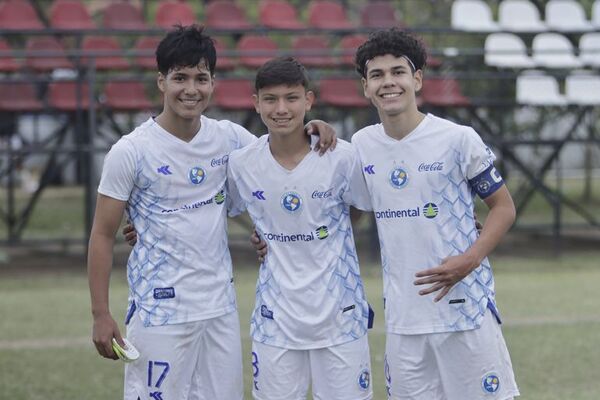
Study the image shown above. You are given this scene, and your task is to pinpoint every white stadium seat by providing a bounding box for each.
[498,0,547,32]
[592,0,600,28]
[579,33,600,67]
[485,33,535,68]
[545,0,594,32]
[565,71,600,105]
[516,70,566,105]
[451,0,499,32]
[532,33,582,68]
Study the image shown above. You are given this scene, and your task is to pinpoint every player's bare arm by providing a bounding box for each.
[413,185,515,302]
[250,230,267,262]
[88,194,128,359]
[305,119,337,154]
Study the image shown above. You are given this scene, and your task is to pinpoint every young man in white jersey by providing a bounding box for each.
[227,57,374,400]
[88,25,335,400]
[351,29,520,400]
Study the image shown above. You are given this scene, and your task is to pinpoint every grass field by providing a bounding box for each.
[1,251,599,400]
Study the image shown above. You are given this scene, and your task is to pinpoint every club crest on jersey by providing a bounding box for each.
[188,166,206,185]
[281,191,302,213]
[481,373,500,394]
[389,167,409,189]
[358,369,371,390]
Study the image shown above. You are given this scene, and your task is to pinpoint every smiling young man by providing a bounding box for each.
[350,29,520,400]
[227,57,374,400]
[87,25,336,400]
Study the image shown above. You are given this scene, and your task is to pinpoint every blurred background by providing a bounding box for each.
[0,0,599,399]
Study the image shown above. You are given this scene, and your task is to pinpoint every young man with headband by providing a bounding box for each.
[351,28,520,400]
[88,25,335,400]
[227,56,374,400]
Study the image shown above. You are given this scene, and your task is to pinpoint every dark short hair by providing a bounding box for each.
[355,28,427,78]
[156,24,216,76]
[255,57,310,92]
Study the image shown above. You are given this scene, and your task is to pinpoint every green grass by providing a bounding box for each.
[1,253,600,399]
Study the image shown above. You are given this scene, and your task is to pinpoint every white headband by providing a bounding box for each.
[365,55,416,73]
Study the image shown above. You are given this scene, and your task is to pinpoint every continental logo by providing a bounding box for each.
[374,203,439,220]
[263,225,329,243]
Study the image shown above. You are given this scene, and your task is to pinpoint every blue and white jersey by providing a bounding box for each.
[227,136,372,349]
[98,116,256,327]
[352,113,503,335]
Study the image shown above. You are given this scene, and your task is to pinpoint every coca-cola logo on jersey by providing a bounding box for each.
[418,162,444,172]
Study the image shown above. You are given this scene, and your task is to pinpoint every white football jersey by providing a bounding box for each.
[227,136,372,349]
[98,116,256,327]
[352,113,502,334]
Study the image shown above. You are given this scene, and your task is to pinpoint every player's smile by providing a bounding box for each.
[362,54,422,117]
[158,63,214,122]
[254,84,314,137]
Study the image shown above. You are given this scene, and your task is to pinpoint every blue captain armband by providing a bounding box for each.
[469,165,504,199]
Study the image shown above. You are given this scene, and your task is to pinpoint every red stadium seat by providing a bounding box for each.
[101,2,147,30]
[308,0,354,30]
[133,37,160,70]
[48,81,94,111]
[103,81,154,111]
[292,36,336,68]
[0,39,19,72]
[49,0,96,30]
[318,79,369,107]
[205,0,252,30]
[339,34,367,66]
[420,78,470,107]
[25,37,73,72]
[214,38,236,70]
[213,78,255,110]
[237,35,278,68]
[259,0,305,29]
[155,0,196,29]
[0,82,43,112]
[0,0,44,30]
[81,36,130,71]
[360,1,401,28]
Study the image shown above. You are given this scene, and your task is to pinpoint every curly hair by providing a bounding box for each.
[156,24,216,76]
[355,28,427,78]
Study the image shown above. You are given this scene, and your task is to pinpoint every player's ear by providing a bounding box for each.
[157,72,165,93]
[252,94,260,114]
[305,90,315,111]
[361,77,368,98]
[413,69,423,92]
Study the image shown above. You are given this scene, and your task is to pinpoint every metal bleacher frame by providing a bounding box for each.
[0,0,599,250]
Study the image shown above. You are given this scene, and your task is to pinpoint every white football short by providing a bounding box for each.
[252,334,373,400]
[385,310,519,400]
[123,310,243,400]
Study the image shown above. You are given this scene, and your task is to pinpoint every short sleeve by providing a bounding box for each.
[461,128,496,181]
[97,139,137,201]
[341,147,373,211]
[228,121,257,151]
[226,158,247,217]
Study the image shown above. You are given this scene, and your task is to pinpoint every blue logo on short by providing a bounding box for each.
[358,369,370,390]
[260,305,274,320]
[389,167,408,189]
[189,166,206,185]
[153,287,175,299]
[482,373,500,394]
[281,191,302,213]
